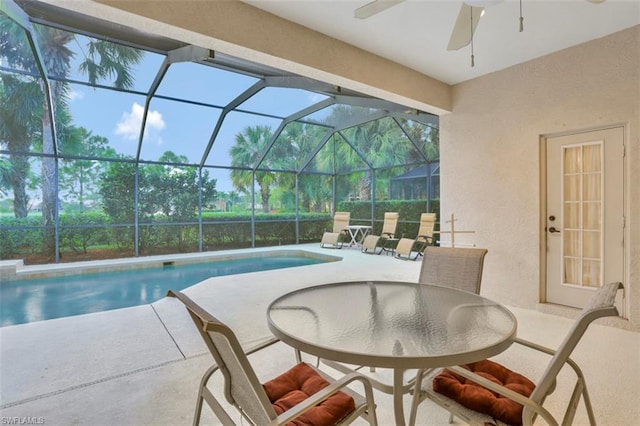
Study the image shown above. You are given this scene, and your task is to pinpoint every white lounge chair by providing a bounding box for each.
[361,212,399,254]
[321,211,350,248]
[394,213,437,260]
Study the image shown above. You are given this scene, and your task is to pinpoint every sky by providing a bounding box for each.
[64,34,330,192]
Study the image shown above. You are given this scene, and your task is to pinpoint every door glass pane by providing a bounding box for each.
[563,146,580,173]
[564,230,580,257]
[582,231,601,259]
[582,260,601,288]
[561,143,603,288]
[563,175,580,201]
[564,258,579,284]
[583,174,601,201]
[583,144,601,172]
[583,203,601,229]
[564,203,579,229]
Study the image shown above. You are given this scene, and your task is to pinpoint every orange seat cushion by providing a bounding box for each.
[433,360,535,425]
[263,362,355,425]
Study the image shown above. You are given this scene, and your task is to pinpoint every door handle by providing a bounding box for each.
[548,226,560,234]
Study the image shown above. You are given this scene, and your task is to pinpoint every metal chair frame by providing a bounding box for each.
[395,213,438,260]
[168,290,378,426]
[409,282,624,426]
[361,212,399,254]
[321,211,351,249]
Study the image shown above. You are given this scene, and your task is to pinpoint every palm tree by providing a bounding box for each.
[229,125,275,213]
[1,17,43,217]
[1,15,143,258]
[0,74,41,217]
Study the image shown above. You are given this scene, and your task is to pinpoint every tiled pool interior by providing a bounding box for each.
[0,250,339,326]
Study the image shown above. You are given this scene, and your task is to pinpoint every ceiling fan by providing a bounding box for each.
[354,0,607,53]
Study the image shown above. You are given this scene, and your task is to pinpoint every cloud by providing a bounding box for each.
[115,102,165,140]
[67,89,84,101]
[308,92,328,103]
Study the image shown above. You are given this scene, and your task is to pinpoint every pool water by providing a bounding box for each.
[0,255,328,327]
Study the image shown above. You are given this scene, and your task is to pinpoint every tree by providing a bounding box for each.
[312,108,437,202]
[271,122,331,212]
[229,125,275,213]
[1,16,143,258]
[402,119,439,163]
[99,152,217,251]
[0,64,42,217]
[144,151,216,221]
[98,160,138,224]
[58,128,115,212]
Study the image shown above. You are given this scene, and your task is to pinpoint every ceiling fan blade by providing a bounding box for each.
[354,0,405,19]
[447,3,485,51]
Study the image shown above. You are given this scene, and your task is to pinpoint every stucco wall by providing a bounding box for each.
[440,25,639,330]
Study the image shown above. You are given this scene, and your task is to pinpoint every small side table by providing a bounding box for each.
[345,225,372,248]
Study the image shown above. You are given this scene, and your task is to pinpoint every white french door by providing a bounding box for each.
[545,127,624,308]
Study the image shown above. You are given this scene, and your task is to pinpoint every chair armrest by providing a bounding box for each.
[275,372,376,425]
[513,337,557,355]
[513,337,583,380]
[244,336,280,357]
[447,365,559,426]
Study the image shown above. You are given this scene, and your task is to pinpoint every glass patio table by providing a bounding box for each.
[267,281,517,426]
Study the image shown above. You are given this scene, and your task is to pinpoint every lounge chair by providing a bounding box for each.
[394,213,437,260]
[167,289,379,426]
[409,282,624,426]
[320,211,350,248]
[361,212,399,254]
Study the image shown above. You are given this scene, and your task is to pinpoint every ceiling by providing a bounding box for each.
[243,0,640,85]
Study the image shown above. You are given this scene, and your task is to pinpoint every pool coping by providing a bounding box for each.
[0,247,343,282]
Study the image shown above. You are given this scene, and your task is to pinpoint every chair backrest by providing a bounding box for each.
[168,290,277,424]
[333,211,350,233]
[418,247,488,294]
[527,282,623,415]
[417,213,437,240]
[381,212,399,236]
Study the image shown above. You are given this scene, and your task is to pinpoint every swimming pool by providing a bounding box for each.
[0,252,336,327]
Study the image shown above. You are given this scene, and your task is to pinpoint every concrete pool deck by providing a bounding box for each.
[1,244,639,425]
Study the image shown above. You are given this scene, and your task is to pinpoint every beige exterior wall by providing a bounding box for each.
[440,26,639,330]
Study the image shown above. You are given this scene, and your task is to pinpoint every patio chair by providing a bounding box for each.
[321,211,350,249]
[409,282,624,426]
[167,290,378,426]
[361,212,399,254]
[394,213,437,260]
[417,246,488,293]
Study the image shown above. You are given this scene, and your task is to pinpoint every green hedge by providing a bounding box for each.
[0,203,438,261]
